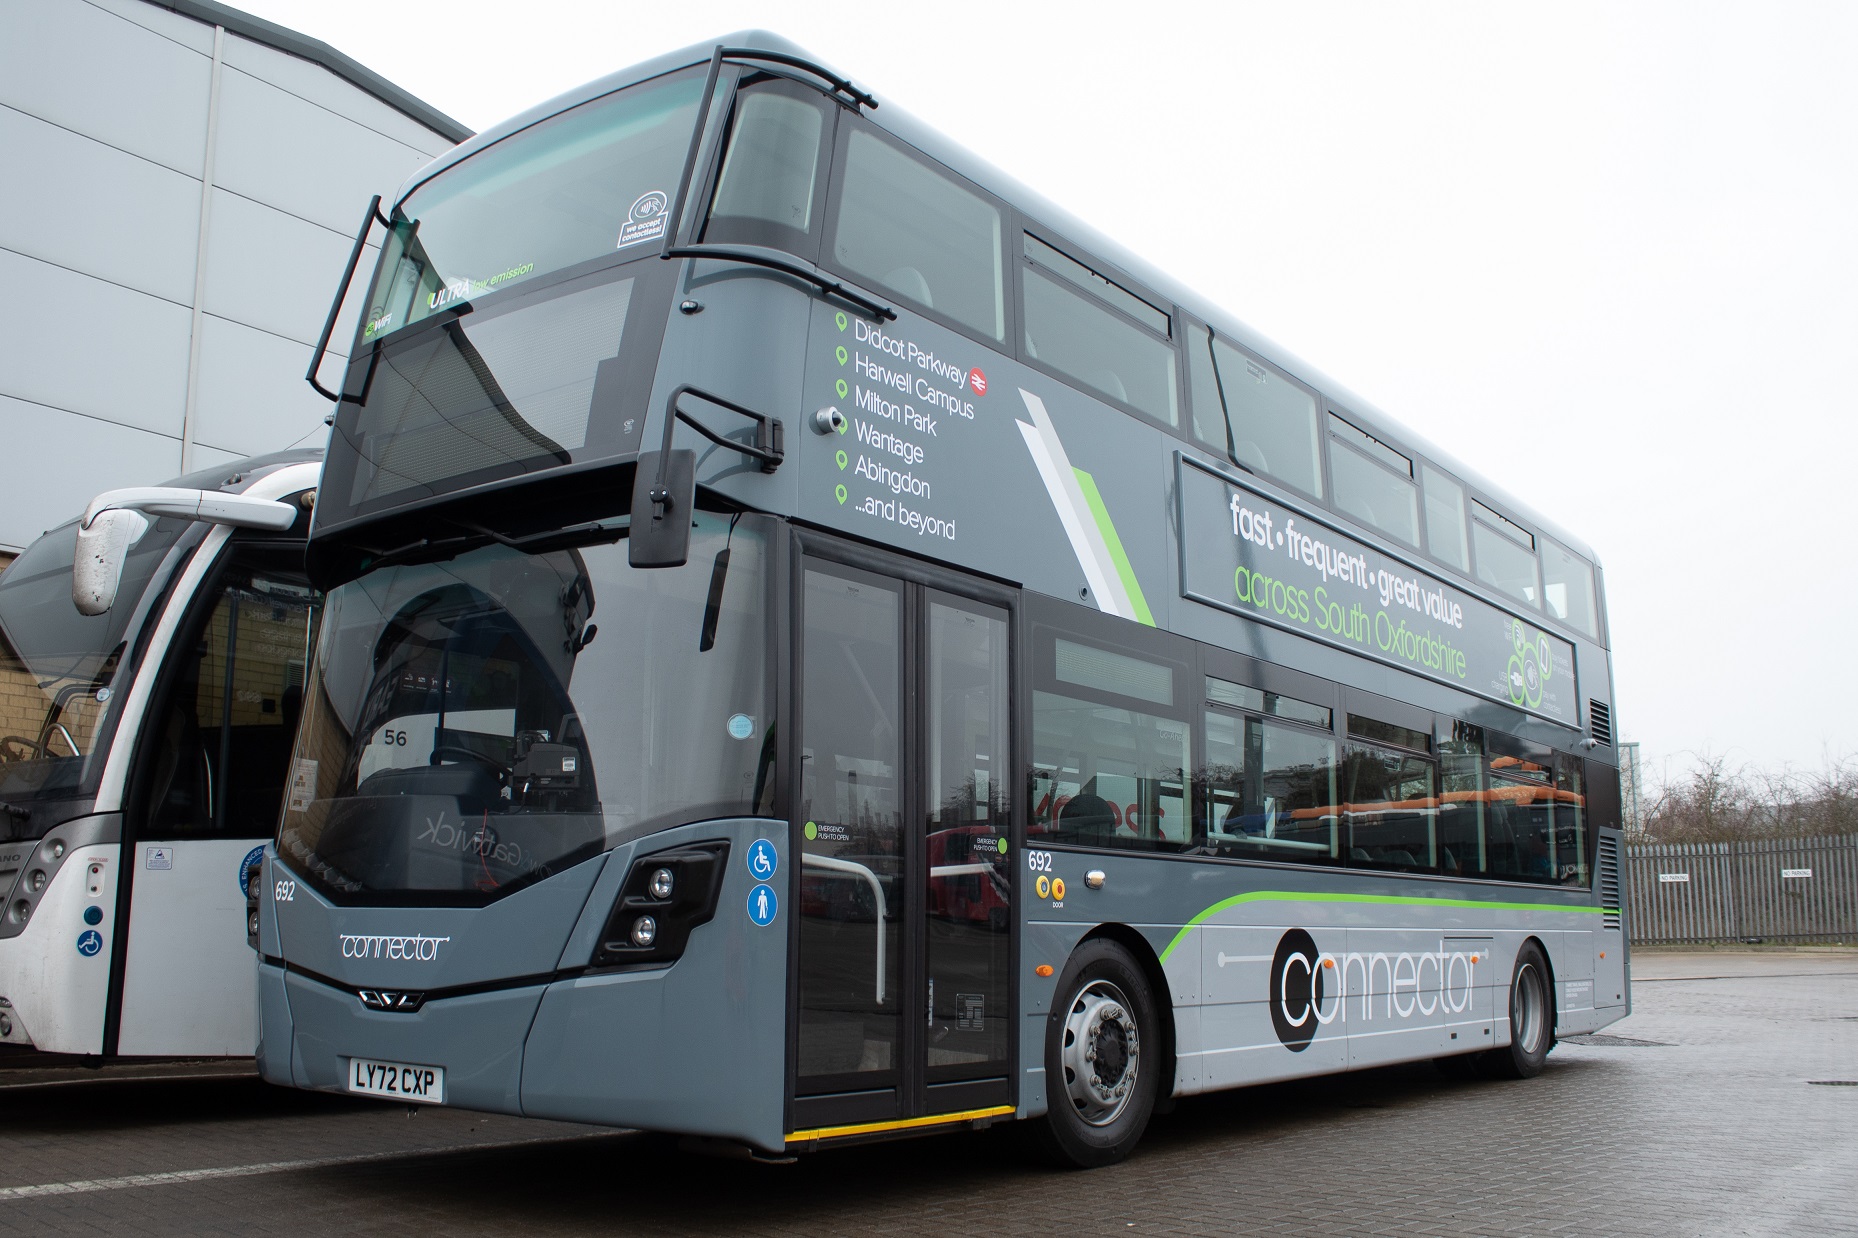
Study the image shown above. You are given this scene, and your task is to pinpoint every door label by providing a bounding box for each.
[145,846,173,871]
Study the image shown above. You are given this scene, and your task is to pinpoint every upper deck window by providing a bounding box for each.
[1024,236,1170,336]
[1185,324,1228,452]
[1022,236,1177,425]
[1471,500,1540,608]
[1207,339,1323,498]
[1421,464,1470,572]
[1328,414,1418,548]
[1541,538,1598,639]
[828,129,1004,340]
[704,82,830,252]
[363,70,704,341]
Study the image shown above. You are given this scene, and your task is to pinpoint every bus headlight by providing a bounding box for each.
[592,841,728,970]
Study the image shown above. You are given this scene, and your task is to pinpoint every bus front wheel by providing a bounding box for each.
[1482,940,1553,1079]
[1030,938,1160,1168]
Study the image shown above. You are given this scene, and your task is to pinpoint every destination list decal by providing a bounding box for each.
[811,308,986,545]
[1178,456,1576,725]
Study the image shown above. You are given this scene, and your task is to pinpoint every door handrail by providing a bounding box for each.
[801,852,887,1002]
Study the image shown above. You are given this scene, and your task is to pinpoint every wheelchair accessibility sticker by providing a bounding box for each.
[76,929,103,957]
[746,839,778,882]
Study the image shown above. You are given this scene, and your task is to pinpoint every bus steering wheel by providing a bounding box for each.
[1,736,45,762]
[428,744,510,778]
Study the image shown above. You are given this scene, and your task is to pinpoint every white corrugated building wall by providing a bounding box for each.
[0,0,469,569]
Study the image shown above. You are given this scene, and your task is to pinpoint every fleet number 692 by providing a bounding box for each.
[1026,850,1054,873]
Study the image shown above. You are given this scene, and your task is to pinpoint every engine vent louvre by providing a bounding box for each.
[1599,834,1621,931]
[1589,699,1613,747]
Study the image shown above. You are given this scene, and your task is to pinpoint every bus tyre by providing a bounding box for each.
[1031,938,1160,1169]
[1482,941,1553,1079]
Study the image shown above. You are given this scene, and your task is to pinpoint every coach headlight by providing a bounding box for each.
[592,842,728,970]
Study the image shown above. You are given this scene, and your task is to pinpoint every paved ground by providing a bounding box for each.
[0,949,1852,1236]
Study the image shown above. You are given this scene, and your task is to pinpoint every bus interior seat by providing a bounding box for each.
[1350,847,1371,861]
[1090,370,1129,404]
[884,266,933,308]
[1058,792,1118,844]
[1235,440,1271,473]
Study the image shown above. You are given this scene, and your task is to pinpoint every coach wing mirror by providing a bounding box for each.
[630,449,696,569]
[73,487,298,615]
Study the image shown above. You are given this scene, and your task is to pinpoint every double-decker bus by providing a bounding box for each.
[256,33,1628,1166]
[0,452,320,1058]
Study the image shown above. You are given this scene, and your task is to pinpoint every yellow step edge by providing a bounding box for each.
[786,1104,1017,1143]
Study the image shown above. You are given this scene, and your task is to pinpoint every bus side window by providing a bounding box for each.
[703,80,831,256]
[1208,338,1324,500]
[827,127,1005,342]
[1020,235,1178,427]
[1202,706,1340,864]
[1483,730,1558,883]
[1328,413,1420,549]
[143,561,319,839]
[1030,633,1192,853]
[1185,322,1229,455]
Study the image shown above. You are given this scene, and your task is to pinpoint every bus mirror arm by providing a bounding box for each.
[73,488,297,615]
[306,194,391,403]
[631,386,782,569]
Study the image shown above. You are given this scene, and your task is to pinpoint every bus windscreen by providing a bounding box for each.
[359,69,705,343]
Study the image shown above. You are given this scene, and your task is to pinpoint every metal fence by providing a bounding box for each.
[1626,835,1858,945]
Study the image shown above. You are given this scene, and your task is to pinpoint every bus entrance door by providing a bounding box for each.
[790,555,1015,1138]
[114,550,317,1056]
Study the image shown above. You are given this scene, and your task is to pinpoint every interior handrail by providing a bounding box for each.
[800,852,887,1002]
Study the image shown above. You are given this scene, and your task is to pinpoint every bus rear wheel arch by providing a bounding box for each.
[1482,937,1555,1079]
[1029,935,1163,1168]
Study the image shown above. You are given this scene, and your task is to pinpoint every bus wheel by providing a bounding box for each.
[1032,938,1159,1168]
[1481,941,1553,1079]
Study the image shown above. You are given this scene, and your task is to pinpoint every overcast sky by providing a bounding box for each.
[235,0,1857,780]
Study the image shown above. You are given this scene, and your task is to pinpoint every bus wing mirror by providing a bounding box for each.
[73,508,149,616]
[629,450,695,569]
[73,487,299,615]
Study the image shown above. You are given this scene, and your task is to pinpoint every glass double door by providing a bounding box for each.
[791,555,1014,1130]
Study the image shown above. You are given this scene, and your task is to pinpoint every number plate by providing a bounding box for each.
[347,1056,444,1104]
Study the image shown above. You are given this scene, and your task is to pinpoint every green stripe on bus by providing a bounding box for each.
[1156,890,1605,963]
[1073,466,1155,626]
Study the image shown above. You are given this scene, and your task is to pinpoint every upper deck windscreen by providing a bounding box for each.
[359,69,704,343]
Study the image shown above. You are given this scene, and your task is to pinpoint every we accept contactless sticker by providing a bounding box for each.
[617,191,670,249]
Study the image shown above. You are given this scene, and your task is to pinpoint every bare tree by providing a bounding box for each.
[1644,751,1858,843]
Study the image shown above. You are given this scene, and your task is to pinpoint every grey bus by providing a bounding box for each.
[256,33,1627,1167]
[1,451,319,1058]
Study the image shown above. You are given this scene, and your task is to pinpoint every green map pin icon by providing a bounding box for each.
[835,449,848,470]
[835,484,848,505]
[835,378,848,399]
[835,312,848,332]
[835,345,848,366]
[836,415,849,435]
